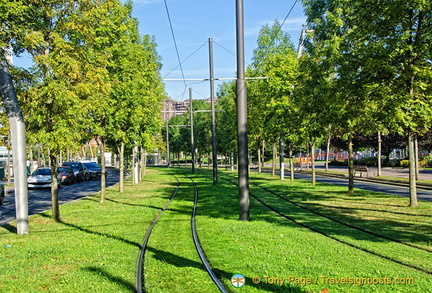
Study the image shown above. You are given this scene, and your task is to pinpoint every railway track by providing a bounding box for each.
[221,175,432,276]
[135,174,228,293]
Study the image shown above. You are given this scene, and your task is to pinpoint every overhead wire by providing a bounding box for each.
[253,0,299,65]
[213,41,236,57]
[163,41,208,79]
[163,0,187,91]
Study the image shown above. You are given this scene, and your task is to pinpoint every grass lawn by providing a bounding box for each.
[1,167,431,292]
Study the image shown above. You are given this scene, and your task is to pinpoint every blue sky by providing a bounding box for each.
[15,0,307,102]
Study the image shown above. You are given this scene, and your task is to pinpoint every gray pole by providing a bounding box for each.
[0,58,29,234]
[189,88,195,174]
[166,111,170,168]
[236,0,250,221]
[209,38,218,184]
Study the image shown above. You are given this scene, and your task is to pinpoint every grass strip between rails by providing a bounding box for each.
[1,167,431,293]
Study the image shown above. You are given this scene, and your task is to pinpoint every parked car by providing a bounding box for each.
[0,183,4,205]
[58,166,76,185]
[27,167,61,189]
[82,162,102,178]
[62,162,90,181]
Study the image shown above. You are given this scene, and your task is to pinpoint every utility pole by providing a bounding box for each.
[209,38,218,184]
[0,51,29,234]
[236,0,250,221]
[165,111,170,168]
[189,88,195,174]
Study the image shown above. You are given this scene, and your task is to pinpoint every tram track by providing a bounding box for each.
[221,175,432,276]
[135,174,228,293]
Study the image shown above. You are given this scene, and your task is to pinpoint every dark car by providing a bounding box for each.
[58,166,76,185]
[82,162,102,178]
[0,183,4,205]
[62,162,90,181]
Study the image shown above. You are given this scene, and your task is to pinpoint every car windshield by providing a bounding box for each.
[63,162,79,168]
[32,169,51,176]
[83,163,100,168]
[58,167,69,173]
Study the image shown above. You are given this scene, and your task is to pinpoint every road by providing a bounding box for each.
[0,168,119,226]
[290,171,432,202]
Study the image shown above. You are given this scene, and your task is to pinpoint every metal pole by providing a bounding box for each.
[166,111,170,168]
[209,38,218,184]
[236,0,250,221]
[0,58,28,234]
[189,88,195,173]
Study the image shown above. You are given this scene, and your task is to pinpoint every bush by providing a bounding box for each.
[356,157,378,167]
[399,160,410,168]
[420,155,432,168]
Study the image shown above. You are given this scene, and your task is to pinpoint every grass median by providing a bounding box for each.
[1,167,431,292]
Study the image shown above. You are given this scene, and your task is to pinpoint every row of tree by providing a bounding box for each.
[167,0,431,207]
[1,0,165,224]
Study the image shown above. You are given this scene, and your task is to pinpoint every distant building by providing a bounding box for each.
[162,96,218,122]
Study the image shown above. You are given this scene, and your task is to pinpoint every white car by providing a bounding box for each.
[27,167,61,189]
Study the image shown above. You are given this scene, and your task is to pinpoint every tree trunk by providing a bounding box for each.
[258,147,261,173]
[408,134,418,207]
[325,132,331,172]
[311,140,316,186]
[100,138,106,202]
[377,131,382,177]
[348,136,355,195]
[272,143,276,177]
[50,152,60,221]
[415,137,419,181]
[132,144,138,185]
[118,142,124,193]
[289,145,294,181]
[141,147,147,180]
[280,133,285,180]
[0,59,29,234]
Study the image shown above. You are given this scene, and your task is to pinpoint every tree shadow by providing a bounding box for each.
[82,266,135,292]
[0,223,16,233]
[39,212,141,248]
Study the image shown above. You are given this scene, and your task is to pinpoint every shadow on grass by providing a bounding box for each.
[39,213,141,248]
[170,168,432,249]
[0,223,16,233]
[146,246,300,292]
[83,266,135,291]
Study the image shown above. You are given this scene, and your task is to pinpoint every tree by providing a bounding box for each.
[249,21,299,179]
[348,0,432,206]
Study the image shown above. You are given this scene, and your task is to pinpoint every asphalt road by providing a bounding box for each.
[290,172,432,202]
[0,168,119,226]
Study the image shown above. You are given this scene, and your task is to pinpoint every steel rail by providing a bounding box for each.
[135,175,180,293]
[189,176,228,293]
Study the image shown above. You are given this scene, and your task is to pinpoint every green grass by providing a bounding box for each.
[0,170,177,292]
[193,169,432,292]
[1,167,431,292]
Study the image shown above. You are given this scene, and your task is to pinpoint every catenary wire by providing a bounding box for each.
[163,41,208,79]
[163,0,187,89]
